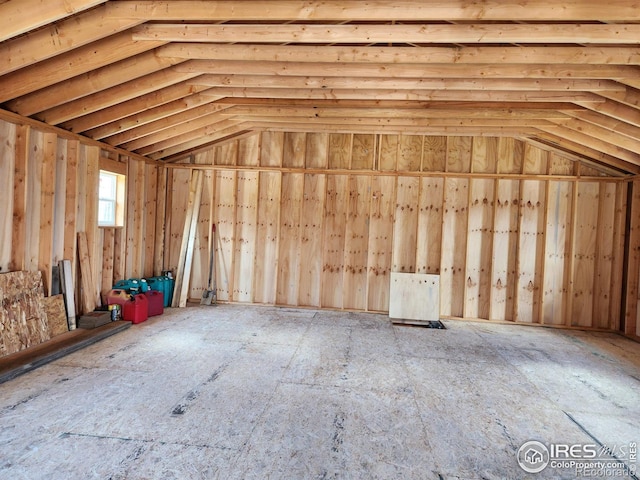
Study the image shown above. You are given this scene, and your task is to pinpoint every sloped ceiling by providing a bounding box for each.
[0,0,639,173]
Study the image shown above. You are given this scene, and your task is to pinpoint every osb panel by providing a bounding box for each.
[44,294,68,337]
[0,271,50,357]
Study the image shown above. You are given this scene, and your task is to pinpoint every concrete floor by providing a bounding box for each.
[1,305,639,480]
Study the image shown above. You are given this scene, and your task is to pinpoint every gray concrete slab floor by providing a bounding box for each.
[1,305,639,479]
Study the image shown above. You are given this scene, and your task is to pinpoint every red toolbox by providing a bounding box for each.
[143,290,164,317]
[123,294,148,324]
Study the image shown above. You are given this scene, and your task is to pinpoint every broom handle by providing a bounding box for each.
[207,224,216,290]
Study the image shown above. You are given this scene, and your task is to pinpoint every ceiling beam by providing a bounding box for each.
[108,1,640,22]
[89,92,225,142]
[233,116,556,128]
[151,125,255,161]
[533,131,640,173]
[190,74,624,92]
[521,137,633,177]
[174,60,640,80]
[548,118,640,155]
[563,110,640,142]
[575,98,640,128]
[200,87,604,103]
[0,0,106,42]
[219,105,574,119]
[62,83,210,134]
[0,35,166,103]
[138,119,247,156]
[0,7,144,75]
[538,125,640,164]
[7,50,184,116]
[37,70,199,125]
[252,123,533,137]
[123,111,234,152]
[136,24,640,46]
[111,103,235,148]
[158,43,640,66]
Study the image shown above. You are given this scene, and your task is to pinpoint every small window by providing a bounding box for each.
[98,170,125,227]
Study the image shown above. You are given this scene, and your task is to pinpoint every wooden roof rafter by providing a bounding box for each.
[0,0,637,174]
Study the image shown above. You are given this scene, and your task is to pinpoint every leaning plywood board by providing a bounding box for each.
[77,232,96,315]
[0,271,50,357]
[43,294,68,338]
[389,272,440,324]
[0,121,16,272]
[58,259,76,330]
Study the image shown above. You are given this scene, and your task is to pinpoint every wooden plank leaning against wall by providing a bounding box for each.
[164,131,636,336]
[0,117,162,316]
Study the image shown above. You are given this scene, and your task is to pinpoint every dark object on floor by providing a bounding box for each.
[393,319,447,329]
[0,321,131,384]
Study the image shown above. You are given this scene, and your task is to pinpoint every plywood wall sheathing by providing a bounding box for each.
[440,178,469,317]
[541,181,573,325]
[253,171,281,304]
[298,174,326,307]
[163,131,631,333]
[367,175,395,312]
[464,178,494,320]
[213,170,237,302]
[276,173,303,305]
[343,175,371,310]
[490,179,520,321]
[321,175,348,309]
[233,171,259,302]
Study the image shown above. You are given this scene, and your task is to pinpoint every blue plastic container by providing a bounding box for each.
[146,276,169,307]
[114,278,150,294]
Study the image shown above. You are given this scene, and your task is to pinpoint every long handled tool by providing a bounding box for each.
[201,223,217,305]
